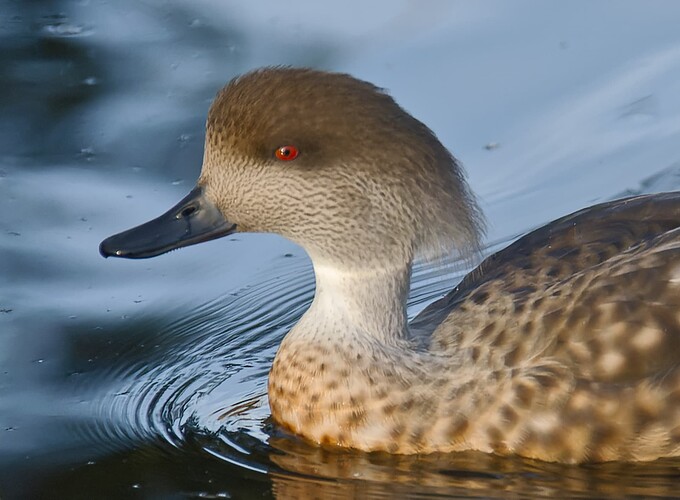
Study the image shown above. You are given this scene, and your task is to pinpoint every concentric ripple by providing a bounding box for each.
[82,255,313,457]
[72,248,680,497]
[76,251,482,461]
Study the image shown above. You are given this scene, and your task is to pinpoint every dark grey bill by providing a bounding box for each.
[99,186,236,259]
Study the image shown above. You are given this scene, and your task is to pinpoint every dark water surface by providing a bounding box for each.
[3,1,680,498]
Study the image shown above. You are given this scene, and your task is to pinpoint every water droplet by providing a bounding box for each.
[78,147,96,161]
[41,16,93,37]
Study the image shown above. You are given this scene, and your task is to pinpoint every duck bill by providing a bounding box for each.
[99,186,236,259]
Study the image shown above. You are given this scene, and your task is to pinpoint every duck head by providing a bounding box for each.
[100,67,484,267]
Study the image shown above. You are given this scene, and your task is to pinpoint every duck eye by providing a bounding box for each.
[275,145,299,161]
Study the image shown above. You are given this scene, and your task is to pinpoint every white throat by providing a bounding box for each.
[289,260,412,345]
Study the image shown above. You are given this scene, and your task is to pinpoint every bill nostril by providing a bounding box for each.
[179,205,197,218]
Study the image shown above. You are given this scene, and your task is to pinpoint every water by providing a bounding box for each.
[2,1,680,498]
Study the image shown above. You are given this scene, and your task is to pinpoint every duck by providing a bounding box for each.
[100,67,680,464]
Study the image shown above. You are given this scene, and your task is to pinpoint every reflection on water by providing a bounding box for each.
[3,0,680,498]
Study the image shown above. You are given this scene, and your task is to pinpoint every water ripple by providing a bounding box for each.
[74,251,478,466]
[70,249,680,497]
[78,257,310,456]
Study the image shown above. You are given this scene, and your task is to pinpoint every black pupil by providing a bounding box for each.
[281,148,290,156]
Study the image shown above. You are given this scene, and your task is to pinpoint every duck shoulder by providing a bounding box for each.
[417,192,680,375]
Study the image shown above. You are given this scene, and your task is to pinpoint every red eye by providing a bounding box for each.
[275,145,299,161]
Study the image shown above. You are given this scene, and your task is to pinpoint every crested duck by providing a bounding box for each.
[100,67,680,463]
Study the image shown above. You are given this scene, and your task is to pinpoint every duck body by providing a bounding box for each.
[100,67,680,463]
[270,192,680,462]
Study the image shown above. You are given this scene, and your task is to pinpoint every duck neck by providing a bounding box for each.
[293,259,412,345]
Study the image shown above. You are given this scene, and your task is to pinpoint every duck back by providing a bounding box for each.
[417,192,680,461]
